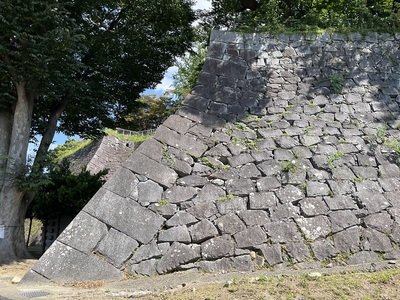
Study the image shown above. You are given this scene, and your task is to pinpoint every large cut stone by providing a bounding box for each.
[57,211,108,253]
[164,186,198,203]
[238,210,270,226]
[103,167,139,198]
[166,211,198,227]
[201,235,235,259]
[31,241,122,283]
[311,240,337,260]
[216,213,246,234]
[286,241,311,262]
[154,125,207,157]
[197,258,232,273]
[329,210,359,233]
[84,189,165,244]
[258,244,283,266]
[275,185,304,204]
[130,259,158,276]
[125,152,178,188]
[265,221,302,243]
[363,228,393,252]
[137,180,163,205]
[216,196,248,214]
[333,226,361,253]
[96,228,139,267]
[156,242,201,274]
[130,242,162,264]
[355,190,390,213]
[234,226,267,248]
[189,219,219,242]
[295,216,331,241]
[158,226,191,243]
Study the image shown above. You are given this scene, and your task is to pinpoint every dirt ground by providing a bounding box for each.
[1,259,400,299]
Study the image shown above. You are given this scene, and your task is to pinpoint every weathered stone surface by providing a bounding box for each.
[84,189,165,244]
[239,210,270,226]
[275,185,304,203]
[311,240,337,260]
[226,178,255,195]
[296,216,331,241]
[299,197,329,216]
[286,241,311,262]
[130,259,158,276]
[234,226,268,248]
[306,182,331,197]
[324,195,357,210]
[58,211,108,253]
[158,226,191,243]
[346,251,379,265]
[187,201,218,219]
[137,180,163,205]
[256,177,281,191]
[265,221,302,243]
[201,235,235,259]
[195,184,226,202]
[270,203,300,221]
[130,242,162,264]
[216,213,246,234]
[125,152,178,188]
[32,241,122,283]
[364,212,394,234]
[232,255,254,271]
[177,175,208,187]
[166,211,198,227]
[355,190,390,213]
[189,219,219,242]
[156,242,201,274]
[258,244,283,266]
[197,258,232,273]
[103,167,139,198]
[249,192,277,209]
[164,186,198,203]
[96,228,139,267]
[329,210,359,233]
[363,228,393,252]
[333,226,361,253]
[216,196,248,214]
[149,202,177,217]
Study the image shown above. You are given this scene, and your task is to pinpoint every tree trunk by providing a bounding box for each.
[0,82,34,262]
[0,109,12,192]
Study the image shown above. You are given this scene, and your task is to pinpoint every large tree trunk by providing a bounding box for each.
[0,82,35,262]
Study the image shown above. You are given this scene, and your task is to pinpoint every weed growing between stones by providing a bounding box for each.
[281,159,298,173]
[157,199,169,206]
[327,151,345,170]
[218,194,236,202]
[328,73,345,93]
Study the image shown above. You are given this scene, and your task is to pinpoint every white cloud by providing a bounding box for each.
[144,66,178,96]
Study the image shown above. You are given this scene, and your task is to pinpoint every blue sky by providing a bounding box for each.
[28,1,212,155]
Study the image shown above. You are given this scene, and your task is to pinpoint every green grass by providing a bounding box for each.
[104,128,153,142]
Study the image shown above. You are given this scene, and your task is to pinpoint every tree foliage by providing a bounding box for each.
[29,161,107,221]
[123,94,179,131]
[207,0,400,32]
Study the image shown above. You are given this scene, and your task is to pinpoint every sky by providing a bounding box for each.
[28,0,212,156]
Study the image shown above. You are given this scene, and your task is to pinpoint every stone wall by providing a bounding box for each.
[23,30,400,284]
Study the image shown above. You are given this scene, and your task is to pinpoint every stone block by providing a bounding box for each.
[333,226,361,253]
[130,259,158,276]
[130,242,162,264]
[299,197,329,216]
[234,226,267,248]
[156,242,201,274]
[137,180,163,205]
[164,186,198,203]
[363,228,393,252]
[57,211,108,253]
[125,151,178,188]
[238,163,261,179]
[364,212,394,234]
[216,196,248,215]
[31,241,122,283]
[265,221,302,243]
[163,114,193,134]
[154,125,207,158]
[149,202,177,218]
[96,228,139,267]
[166,211,198,227]
[216,213,246,234]
[238,210,270,226]
[84,189,165,244]
[187,201,218,219]
[346,251,379,265]
[197,258,232,273]
[103,167,139,198]
[258,244,283,266]
[355,190,390,213]
[256,177,281,191]
[286,241,311,263]
[227,153,254,167]
[295,216,331,241]
[329,210,359,233]
[232,255,254,271]
[177,175,208,187]
[311,240,337,260]
[158,225,191,243]
[189,219,219,243]
[270,203,300,221]
[249,192,278,209]
[275,185,304,204]
[201,235,235,259]
[306,182,331,197]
